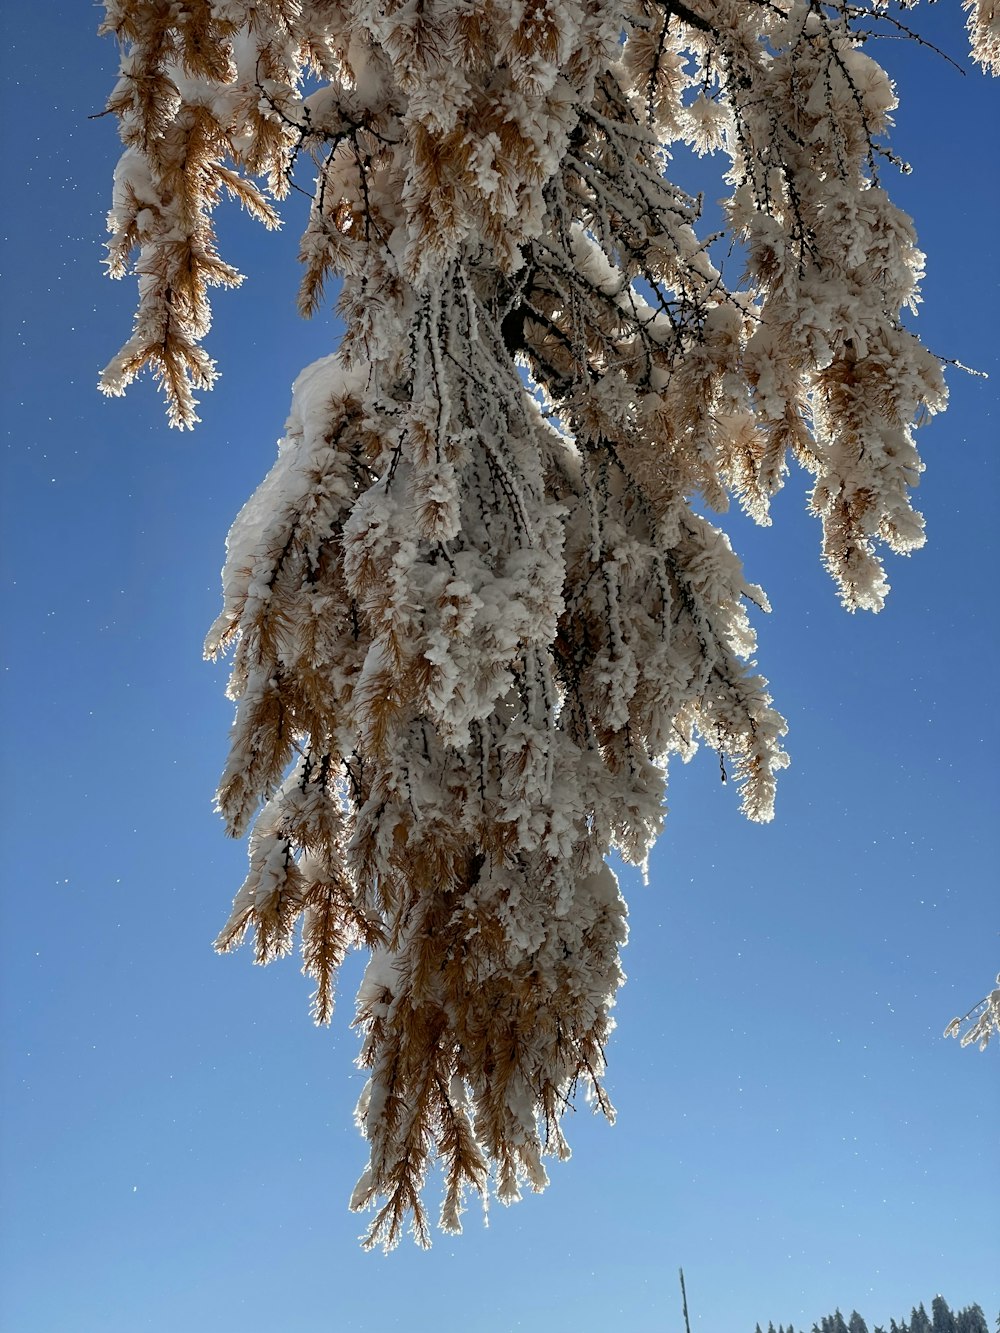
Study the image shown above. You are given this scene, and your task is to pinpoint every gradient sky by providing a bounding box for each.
[1,5,997,1332]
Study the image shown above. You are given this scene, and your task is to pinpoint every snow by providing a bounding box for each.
[101,0,965,1250]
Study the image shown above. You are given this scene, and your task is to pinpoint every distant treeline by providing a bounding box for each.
[755,1296,995,1333]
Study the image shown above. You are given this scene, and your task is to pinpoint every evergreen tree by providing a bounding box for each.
[933,1297,957,1333]
[768,1301,992,1333]
[955,1305,989,1333]
[99,0,999,1245]
[912,1304,933,1333]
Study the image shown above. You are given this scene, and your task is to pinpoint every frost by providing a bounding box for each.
[98,0,993,1251]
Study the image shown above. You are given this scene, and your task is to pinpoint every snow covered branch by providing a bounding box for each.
[100,0,997,1248]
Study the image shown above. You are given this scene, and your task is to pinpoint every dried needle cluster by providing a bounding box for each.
[100,1,996,1247]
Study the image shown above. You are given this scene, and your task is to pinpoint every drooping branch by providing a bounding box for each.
[945,976,1000,1052]
[99,1,997,1249]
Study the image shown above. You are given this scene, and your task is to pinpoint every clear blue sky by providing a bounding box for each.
[1,6,997,1332]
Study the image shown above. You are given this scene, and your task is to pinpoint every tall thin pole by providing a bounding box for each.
[680,1268,692,1333]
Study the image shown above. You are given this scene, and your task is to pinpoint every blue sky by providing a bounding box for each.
[1,6,997,1332]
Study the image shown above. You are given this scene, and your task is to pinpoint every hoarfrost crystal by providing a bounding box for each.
[99,0,997,1249]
